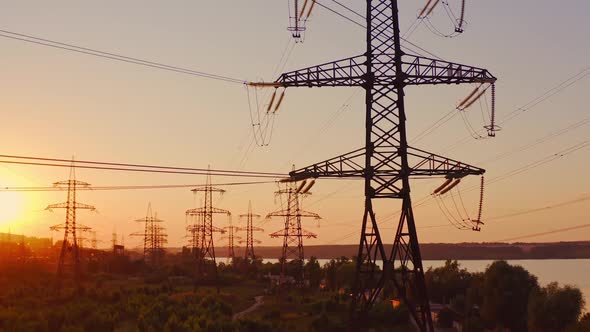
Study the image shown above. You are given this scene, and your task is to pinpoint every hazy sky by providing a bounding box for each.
[0,0,589,249]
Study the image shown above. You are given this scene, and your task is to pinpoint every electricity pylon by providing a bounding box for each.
[186,210,203,259]
[238,201,264,262]
[46,163,95,286]
[221,222,241,263]
[252,1,496,329]
[267,180,321,286]
[131,203,167,266]
[185,174,230,289]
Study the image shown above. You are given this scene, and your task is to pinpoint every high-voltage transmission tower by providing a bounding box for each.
[221,222,241,263]
[131,203,167,266]
[267,180,320,286]
[185,174,230,288]
[186,210,203,259]
[46,164,95,286]
[238,201,264,262]
[254,0,496,329]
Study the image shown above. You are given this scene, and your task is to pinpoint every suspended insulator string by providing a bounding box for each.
[418,0,434,18]
[0,29,244,84]
[456,0,466,32]
[475,176,485,224]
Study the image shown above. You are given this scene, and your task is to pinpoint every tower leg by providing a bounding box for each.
[390,196,434,331]
[350,199,388,326]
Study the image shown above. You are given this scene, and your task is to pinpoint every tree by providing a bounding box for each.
[305,257,322,288]
[480,260,539,331]
[425,260,472,305]
[528,282,585,332]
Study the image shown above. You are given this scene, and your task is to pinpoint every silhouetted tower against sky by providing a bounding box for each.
[46,164,95,286]
[131,203,167,266]
[186,174,230,287]
[221,221,241,263]
[186,210,203,259]
[252,1,497,329]
[267,180,320,286]
[238,201,264,262]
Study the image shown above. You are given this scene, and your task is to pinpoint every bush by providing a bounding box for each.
[437,307,454,328]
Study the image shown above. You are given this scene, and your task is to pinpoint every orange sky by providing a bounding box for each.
[0,0,589,249]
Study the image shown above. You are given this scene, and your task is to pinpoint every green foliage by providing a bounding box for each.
[528,282,585,332]
[236,317,276,332]
[425,260,473,305]
[367,301,409,326]
[479,260,539,331]
[437,307,454,328]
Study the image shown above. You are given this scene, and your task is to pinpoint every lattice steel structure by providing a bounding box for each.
[186,209,204,259]
[256,0,496,329]
[131,203,167,266]
[267,181,321,286]
[46,164,95,286]
[221,223,241,263]
[185,174,229,288]
[238,201,264,262]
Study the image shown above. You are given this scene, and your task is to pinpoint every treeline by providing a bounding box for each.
[425,260,590,331]
[216,241,590,260]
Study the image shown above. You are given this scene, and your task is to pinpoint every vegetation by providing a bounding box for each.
[0,252,588,331]
[425,260,588,331]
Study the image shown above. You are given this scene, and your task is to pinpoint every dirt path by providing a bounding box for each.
[232,295,264,321]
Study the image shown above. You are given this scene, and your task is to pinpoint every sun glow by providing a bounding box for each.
[0,169,30,230]
[0,192,25,228]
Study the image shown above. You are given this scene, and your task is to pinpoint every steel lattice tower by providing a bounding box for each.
[46,164,95,286]
[238,201,264,262]
[131,203,167,266]
[185,174,230,288]
[221,222,241,263]
[253,0,496,328]
[267,181,321,286]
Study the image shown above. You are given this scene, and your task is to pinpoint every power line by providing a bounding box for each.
[0,29,245,84]
[0,154,284,177]
[496,223,590,243]
[441,66,590,153]
[0,155,286,179]
[0,180,275,192]
[314,0,442,59]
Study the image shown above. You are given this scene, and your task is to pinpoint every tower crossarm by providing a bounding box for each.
[269,229,317,239]
[46,202,96,211]
[407,146,485,177]
[402,54,496,85]
[252,54,495,88]
[251,55,367,88]
[289,145,484,181]
[297,210,322,219]
[185,207,231,215]
[236,226,264,232]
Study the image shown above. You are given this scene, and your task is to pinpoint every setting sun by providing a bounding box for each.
[0,192,25,228]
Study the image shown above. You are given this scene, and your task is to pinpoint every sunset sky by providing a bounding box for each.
[0,0,589,249]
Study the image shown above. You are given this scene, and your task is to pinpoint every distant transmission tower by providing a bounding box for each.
[221,221,241,263]
[186,210,203,259]
[131,203,167,266]
[46,163,96,286]
[185,173,230,289]
[238,201,264,262]
[267,180,320,286]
